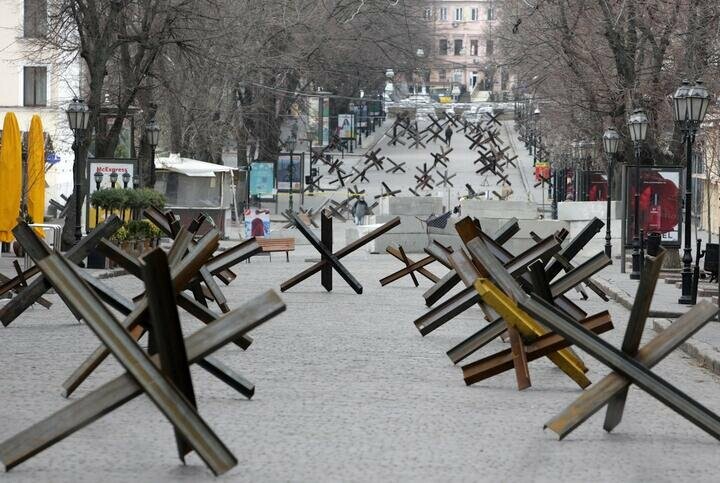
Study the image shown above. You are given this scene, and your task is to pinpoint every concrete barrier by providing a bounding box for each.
[379,196,444,216]
[461,199,537,220]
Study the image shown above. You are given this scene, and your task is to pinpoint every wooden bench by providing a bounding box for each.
[253,237,295,262]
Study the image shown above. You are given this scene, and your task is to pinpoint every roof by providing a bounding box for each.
[155,153,235,177]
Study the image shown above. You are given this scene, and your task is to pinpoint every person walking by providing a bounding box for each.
[353,197,368,225]
[445,125,453,145]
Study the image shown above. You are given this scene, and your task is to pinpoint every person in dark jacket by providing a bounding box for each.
[353,197,368,225]
[445,125,453,145]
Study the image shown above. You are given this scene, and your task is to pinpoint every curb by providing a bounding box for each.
[591,276,685,318]
[652,318,720,376]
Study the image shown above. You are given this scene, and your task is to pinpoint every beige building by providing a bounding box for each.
[421,1,511,101]
[699,112,720,239]
[0,0,80,205]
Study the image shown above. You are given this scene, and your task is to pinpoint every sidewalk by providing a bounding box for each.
[592,257,720,376]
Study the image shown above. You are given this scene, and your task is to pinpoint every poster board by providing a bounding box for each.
[277,152,304,192]
[249,161,275,200]
[338,114,354,139]
[584,170,608,201]
[86,158,136,229]
[624,165,682,248]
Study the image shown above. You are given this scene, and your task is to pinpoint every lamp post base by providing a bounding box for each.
[630,241,641,280]
[678,270,694,305]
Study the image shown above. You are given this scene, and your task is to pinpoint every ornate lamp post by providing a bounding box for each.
[109,171,118,188]
[122,171,131,189]
[286,136,297,212]
[66,98,91,243]
[144,119,160,189]
[627,108,649,280]
[602,127,621,257]
[673,79,711,304]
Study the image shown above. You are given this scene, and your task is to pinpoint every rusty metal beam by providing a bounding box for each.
[462,312,612,386]
[546,301,719,439]
[32,254,237,475]
[280,216,400,292]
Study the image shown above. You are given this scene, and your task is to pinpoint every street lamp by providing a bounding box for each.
[66,98,91,243]
[627,108,649,280]
[673,79,711,304]
[578,140,595,200]
[286,136,297,212]
[109,171,118,188]
[602,127,621,258]
[122,171,131,189]
[145,119,160,189]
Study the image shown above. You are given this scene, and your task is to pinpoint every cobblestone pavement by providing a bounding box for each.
[2,244,720,482]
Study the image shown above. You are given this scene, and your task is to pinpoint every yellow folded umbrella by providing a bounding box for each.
[27,114,45,237]
[0,112,22,242]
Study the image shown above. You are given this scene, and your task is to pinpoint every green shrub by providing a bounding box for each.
[89,187,164,212]
[110,226,128,243]
[124,219,162,240]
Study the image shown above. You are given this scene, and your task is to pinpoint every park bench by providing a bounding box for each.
[254,237,295,262]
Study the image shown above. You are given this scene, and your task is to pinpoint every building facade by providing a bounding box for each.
[0,0,80,207]
[421,1,511,101]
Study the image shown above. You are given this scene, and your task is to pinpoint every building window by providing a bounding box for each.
[424,7,432,20]
[470,39,478,56]
[439,39,448,55]
[24,0,47,38]
[23,66,47,107]
[471,8,479,21]
[454,39,463,56]
[439,7,447,20]
[454,8,463,21]
[486,39,494,55]
[439,69,446,81]
[487,7,496,21]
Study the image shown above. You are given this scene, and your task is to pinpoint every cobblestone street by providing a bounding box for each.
[2,242,720,482]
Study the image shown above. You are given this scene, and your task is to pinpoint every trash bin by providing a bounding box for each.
[646,232,662,257]
[704,243,718,280]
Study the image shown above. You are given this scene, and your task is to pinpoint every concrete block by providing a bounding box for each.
[558,201,622,221]
[368,214,426,234]
[379,196,443,216]
[461,199,537,220]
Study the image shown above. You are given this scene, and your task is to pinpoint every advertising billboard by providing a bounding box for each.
[249,162,275,200]
[277,153,303,191]
[338,114,354,139]
[86,158,136,228]
[625,166,682,247]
